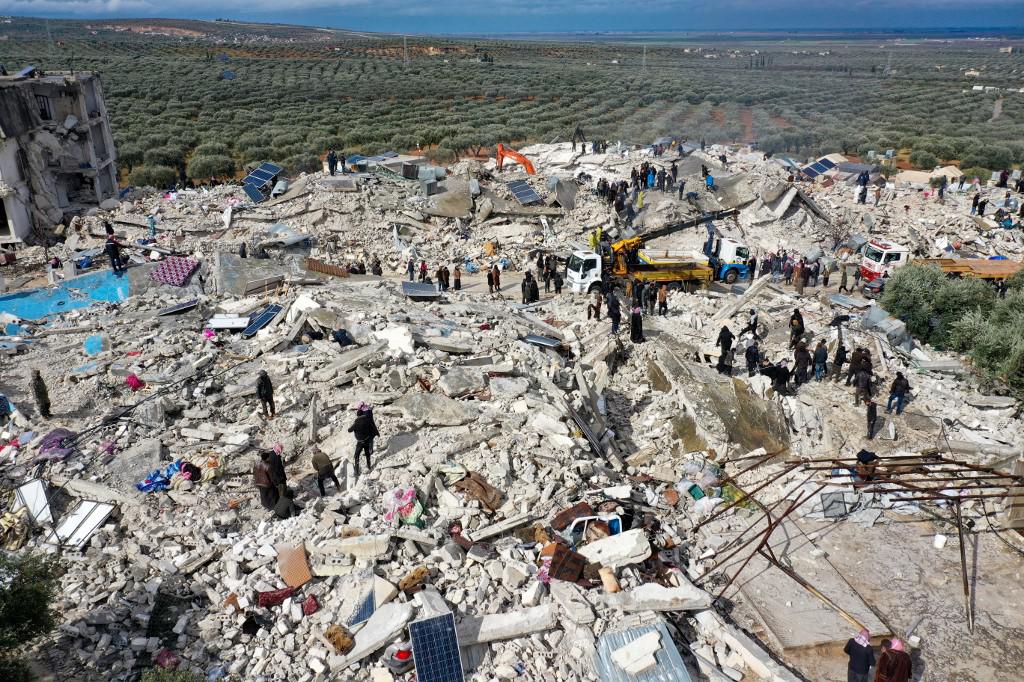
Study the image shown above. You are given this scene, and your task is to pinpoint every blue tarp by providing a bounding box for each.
[0,270,129,322]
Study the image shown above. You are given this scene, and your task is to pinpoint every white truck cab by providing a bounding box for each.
[567,250,603,294]
[860,239,910,282]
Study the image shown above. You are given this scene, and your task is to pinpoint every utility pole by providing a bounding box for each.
[642,44,647,76]
[404,36,409,67]
[45,19,54,67]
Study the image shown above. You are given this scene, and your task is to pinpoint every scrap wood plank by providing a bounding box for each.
[306,257,350,278]
[244,275,285,296]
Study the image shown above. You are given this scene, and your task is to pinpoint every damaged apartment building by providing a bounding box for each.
[0,67,118,245]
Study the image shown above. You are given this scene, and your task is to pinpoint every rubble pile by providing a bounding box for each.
[1,140,1022,682]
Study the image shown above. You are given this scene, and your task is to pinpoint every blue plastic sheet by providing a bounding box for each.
[136,460,184,493]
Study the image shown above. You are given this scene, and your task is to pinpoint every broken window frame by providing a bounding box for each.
[35,94,53,121]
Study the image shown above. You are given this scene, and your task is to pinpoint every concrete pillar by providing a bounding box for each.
[1002,458,1024,530]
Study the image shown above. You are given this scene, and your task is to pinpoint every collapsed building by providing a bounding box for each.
[0,68,118,246]
[0,136,1023,681]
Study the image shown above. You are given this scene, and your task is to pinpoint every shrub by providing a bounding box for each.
[908,149,938,170]
[130,165,178,188]
[0,553,63,680]
[193,142,231,157]
[879,264,945,341]
[186,154,235,180]
[143,146,184,168]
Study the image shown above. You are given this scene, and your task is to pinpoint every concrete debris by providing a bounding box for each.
[1,135,1021,682]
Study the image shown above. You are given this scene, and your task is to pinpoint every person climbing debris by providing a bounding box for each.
[312,450,341,497]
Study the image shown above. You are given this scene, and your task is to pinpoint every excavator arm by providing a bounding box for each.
[495,143,536,175]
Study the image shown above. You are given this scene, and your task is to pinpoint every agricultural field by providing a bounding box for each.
[1,17,1023,185]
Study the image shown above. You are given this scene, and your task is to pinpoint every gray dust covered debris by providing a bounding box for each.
[1,136,1023,682]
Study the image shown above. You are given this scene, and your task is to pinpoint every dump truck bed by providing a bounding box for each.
[917,258,1023,280]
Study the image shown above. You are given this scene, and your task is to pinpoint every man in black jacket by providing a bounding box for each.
[349,402,380,475]
[256,370,275,419]
[866,399,878,439]
[886,372,911,415]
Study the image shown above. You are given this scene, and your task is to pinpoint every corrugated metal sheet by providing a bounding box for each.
[595,621,693,682]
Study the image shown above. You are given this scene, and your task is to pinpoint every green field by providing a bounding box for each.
[2,17,1022,185]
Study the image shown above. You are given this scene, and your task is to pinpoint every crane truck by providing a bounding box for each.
[566,209,749,294]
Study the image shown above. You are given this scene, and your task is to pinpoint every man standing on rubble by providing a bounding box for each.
[813,339,828,381]
[588,290,603,321]
[453,266,461,291]
[644,284,657,315]
[256,370,276,419]
[486,268,494,294]
[831,343,848,381]
[606,290,622,335]
[105,232,127,275]
[267,443,287,495]
[740,308,758,337]
[855,365,873,406]
[843,629,876,682]
[657,284,668,316]
[406,258,415,281]
[348,402,379,476]
[419,260,428,282]
[31,369,51,419]
[793,341,811,385]
[866,398,879,439]
[794,261,805,296]
[789,309,805,348]
[492,264,501,292]
[327,150,338,176]
[745,340,760,377]
[717,325,735,362]
[886,372,911,415]
[253,451,279,511]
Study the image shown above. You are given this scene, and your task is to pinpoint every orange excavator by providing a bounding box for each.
[495,143,536,175]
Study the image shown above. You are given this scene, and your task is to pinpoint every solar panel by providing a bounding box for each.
[259,162,283,175]
[349,589,375,626]
[243,183,266,203]
[507,180,542,205]
[247,169,274,183]
[409,613,464,682]
[801,166,820,179]
[819,158,837,170]
[810,162,828,174]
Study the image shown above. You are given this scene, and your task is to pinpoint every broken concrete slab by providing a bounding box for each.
[393,393,479,426]
[549,581,595,624]
[437,366,487,398]
[576,529,651,569]
[609,581,712,612]
[332,602,414,670]
[456,604,556,645]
